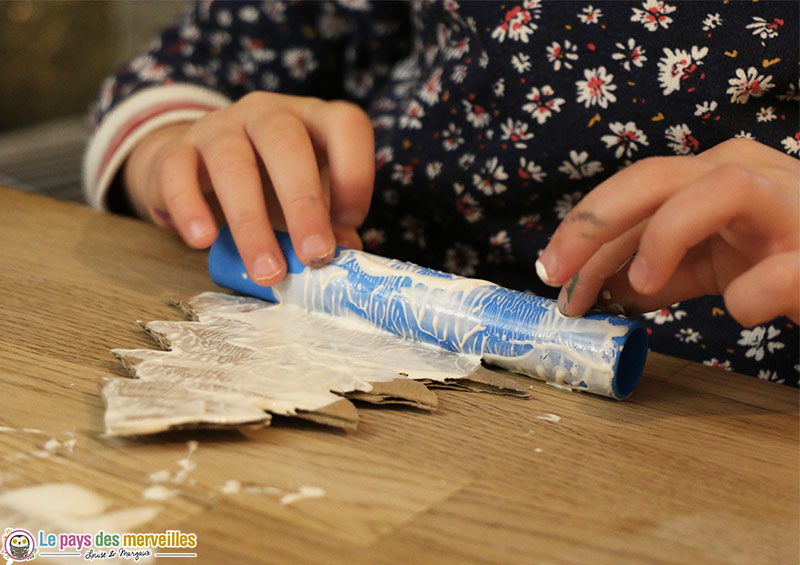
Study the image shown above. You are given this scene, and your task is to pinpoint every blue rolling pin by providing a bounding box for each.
[209,226,648,399]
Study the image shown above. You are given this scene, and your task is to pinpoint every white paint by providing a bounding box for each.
[534,448,543,453]
[279,486,325,506]
[142,485,177,501]
[0,426,44,434]
[536,413,561,423]
[535,259,557,287]
[43,439,61,452]
[220,479,241,494]
[0,483,158,533]
[105,293,480,435]
[149,469,171,483]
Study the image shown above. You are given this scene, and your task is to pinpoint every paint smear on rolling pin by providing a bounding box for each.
[209,227,648,399]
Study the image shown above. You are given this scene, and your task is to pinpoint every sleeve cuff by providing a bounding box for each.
[82,83,231,211]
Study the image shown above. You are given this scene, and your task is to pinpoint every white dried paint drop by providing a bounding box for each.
[148,470,171,483]
[44,439,61,452]
[220,480,241,494]
[534,448,543,453]
[0,483,159,532]
[280,486,325,506]
[142,485,177,501]
[536,413,561,423]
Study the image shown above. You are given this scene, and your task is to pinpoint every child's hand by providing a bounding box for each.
[123,92,375,285]
[536,138,800,326]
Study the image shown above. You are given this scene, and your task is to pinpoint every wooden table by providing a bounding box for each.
[1,186,797,564]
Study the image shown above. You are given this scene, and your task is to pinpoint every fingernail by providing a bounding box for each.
[628,256,651,292]
[535,254,559,287]
[302,234,335,265]
[252,252,284,283]
[187,220,211,243]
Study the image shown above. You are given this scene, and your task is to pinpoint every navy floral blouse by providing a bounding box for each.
[91,0,800,386]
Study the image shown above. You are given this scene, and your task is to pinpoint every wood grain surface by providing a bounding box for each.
[0,186,797,564]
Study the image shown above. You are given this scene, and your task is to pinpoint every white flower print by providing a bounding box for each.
[345,71,373,98]
[745,16,783,40]
[738,325,784,362]
[734,130,755,140]
[675,328,701,343]
[400,215,426,248]
[337,0,370,10]
[642,303,687,324]
[129,55,169,82]
[777,80,800,102]
[546,40,579,71]
[576,66,617,109]
[657,46,708,96]
[558,150,604,179]
[238,5,259,23]
[463,99,491,128]
[362,228,385,250]
[757,370,785,385]
[216,9,233,27]
[702,12,722,31]
[418,68,443,105]
[518,157,546,182]
[665,124,699,155]
[578,5,602,25]
[611,38,647,71]
[511,52,532,73]
[391,163,414,186]
[375,146,393,169]
[726,67,775,104]
[442,123,465,151]
[488,230,514,264]
[491,1,541,44]
[500,118,534,149]
[518,214,541,230]
[399,100,425,129]
[472,157,508,196]
[601,121,650,159]
[693,100,718,122]
[371,115,395,130]
[554,192,583,219]
[445,243,479,276]
[263,1,287,23]
[241,38,276,63]
[456,192,483,223]
[451,64,468,84]
[703,358,732,371]
[458,153,476,170]
[522,85,566,124]
[426,162,443,180]
[494,77,506,97]
[282,48,318,80]
[631,0,676,32]
[478,50,489,68]
[756,106,777,123]
[781,133,800,156]
[260,71,280,90]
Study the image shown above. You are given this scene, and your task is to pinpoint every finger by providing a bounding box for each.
[595,239,748,316]
[699,137,800,171]
[629,164,794,295]
[725,251,800,326]
[536,156,715,286]
[199,129,286,285]
[156,142,218,248]
[332,225,362,250]
[246,109,337,267]
[302,100,375,230]
[557,221,646,317]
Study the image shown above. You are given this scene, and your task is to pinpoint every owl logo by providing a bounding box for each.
[1,528,36,562]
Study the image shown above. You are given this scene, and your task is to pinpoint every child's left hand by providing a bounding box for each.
[536,138,800,327]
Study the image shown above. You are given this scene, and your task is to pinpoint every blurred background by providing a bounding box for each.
[0,0,186,202]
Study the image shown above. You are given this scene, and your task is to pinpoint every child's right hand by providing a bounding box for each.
[122,92,375,285]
